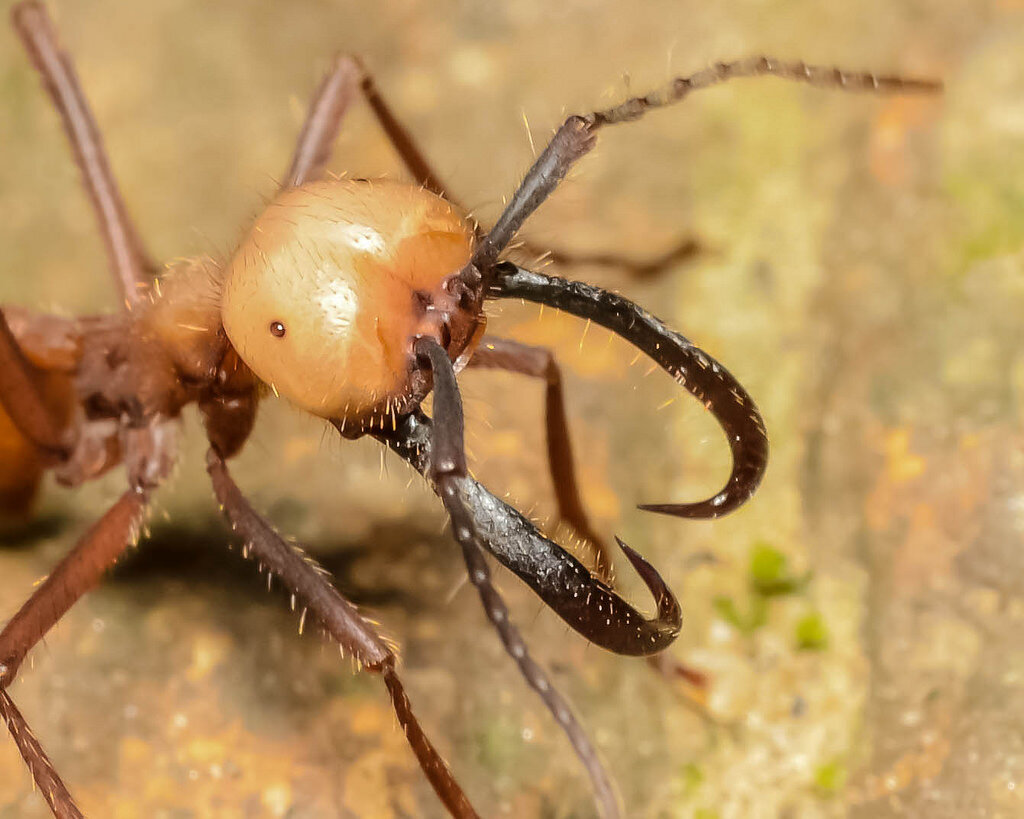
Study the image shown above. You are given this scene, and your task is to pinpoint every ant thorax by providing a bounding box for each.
[220,178,478,423]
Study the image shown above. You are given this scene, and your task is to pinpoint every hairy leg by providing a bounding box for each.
[352,56,451,199]
[466,335,614,577]
[0,490,147,683]
[11,1,155,305]
[283,56,361,188]
[206,450,477,819]
[0,489,148,819]
[284,54,454,199]
[0,692,83,819]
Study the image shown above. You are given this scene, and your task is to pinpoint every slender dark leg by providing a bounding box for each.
[416,337,646,819]
[514,235,702,280]
[375,409,680,656]
[489,263,768,518]
[11,2,155,305]
[206,450,478,819]
[283,56,361,188]
[284,53,454,200]
[0,490,147,684]
[0,692,83,819]
[466,336,614,577]
[0,489,148,819]
[471,58,940,272]
[0,309,68,457]
[354,57,452,200]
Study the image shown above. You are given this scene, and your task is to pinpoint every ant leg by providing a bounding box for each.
[0,692,82,819]
[512,235,702,280]
[284,54,454,200]
[490,262,769,518]
[283,56,361,188]
[465,336,615,578]
[414,337,645,819]
[0,491,147,684]
[351,57,452,200]
[472,59,939,270]
[0,489,148,819]
[0,308,69,457]
[11,2,155,306]
[205,450,478,819]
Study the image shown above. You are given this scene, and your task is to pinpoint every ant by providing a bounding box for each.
[0,2,939,817]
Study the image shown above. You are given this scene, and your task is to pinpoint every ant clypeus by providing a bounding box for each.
[0,2,939,817]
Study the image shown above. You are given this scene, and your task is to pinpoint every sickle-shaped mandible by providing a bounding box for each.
[488,261,769,519]
[377,410,681,655]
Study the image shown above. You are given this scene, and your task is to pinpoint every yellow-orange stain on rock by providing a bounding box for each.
[344,750,398,819]
[869,97,940,186]
[851,708,953,805]
[71,719,324,818]
[884,427,927,485]
[186,736,229,765]
[485,428,528,458]
[283,433,319,465]
[866,427,924,530]
[576,428,621,520]
[866,426,926,532]
[185,631,231,683]
[350,701,390,737]
[866,426,994,591]
[260,782,293,817]
[891,501,959,591]
[508,313,623,380]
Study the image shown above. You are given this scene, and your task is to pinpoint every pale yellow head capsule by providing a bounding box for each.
[221,179,474,420]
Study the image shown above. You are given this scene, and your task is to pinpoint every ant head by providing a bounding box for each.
[221,178,475,422]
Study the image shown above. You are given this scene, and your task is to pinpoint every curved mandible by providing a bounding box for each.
[375,410,681,656]
[487,262,769,519]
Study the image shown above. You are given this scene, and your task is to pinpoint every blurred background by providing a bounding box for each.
[0,0,1020,816]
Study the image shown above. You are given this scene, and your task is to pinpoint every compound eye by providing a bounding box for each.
[269,320,286,338]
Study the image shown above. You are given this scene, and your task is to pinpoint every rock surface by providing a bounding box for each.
[0,0,1019,817]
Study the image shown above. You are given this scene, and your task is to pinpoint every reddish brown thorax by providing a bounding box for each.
[220,178,480,426]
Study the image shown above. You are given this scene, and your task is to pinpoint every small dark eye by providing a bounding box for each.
[269,321,286,338]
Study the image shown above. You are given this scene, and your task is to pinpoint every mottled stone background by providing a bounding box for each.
[1,0,1021,817]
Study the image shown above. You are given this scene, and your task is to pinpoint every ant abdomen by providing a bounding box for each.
[220,178,474,420]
